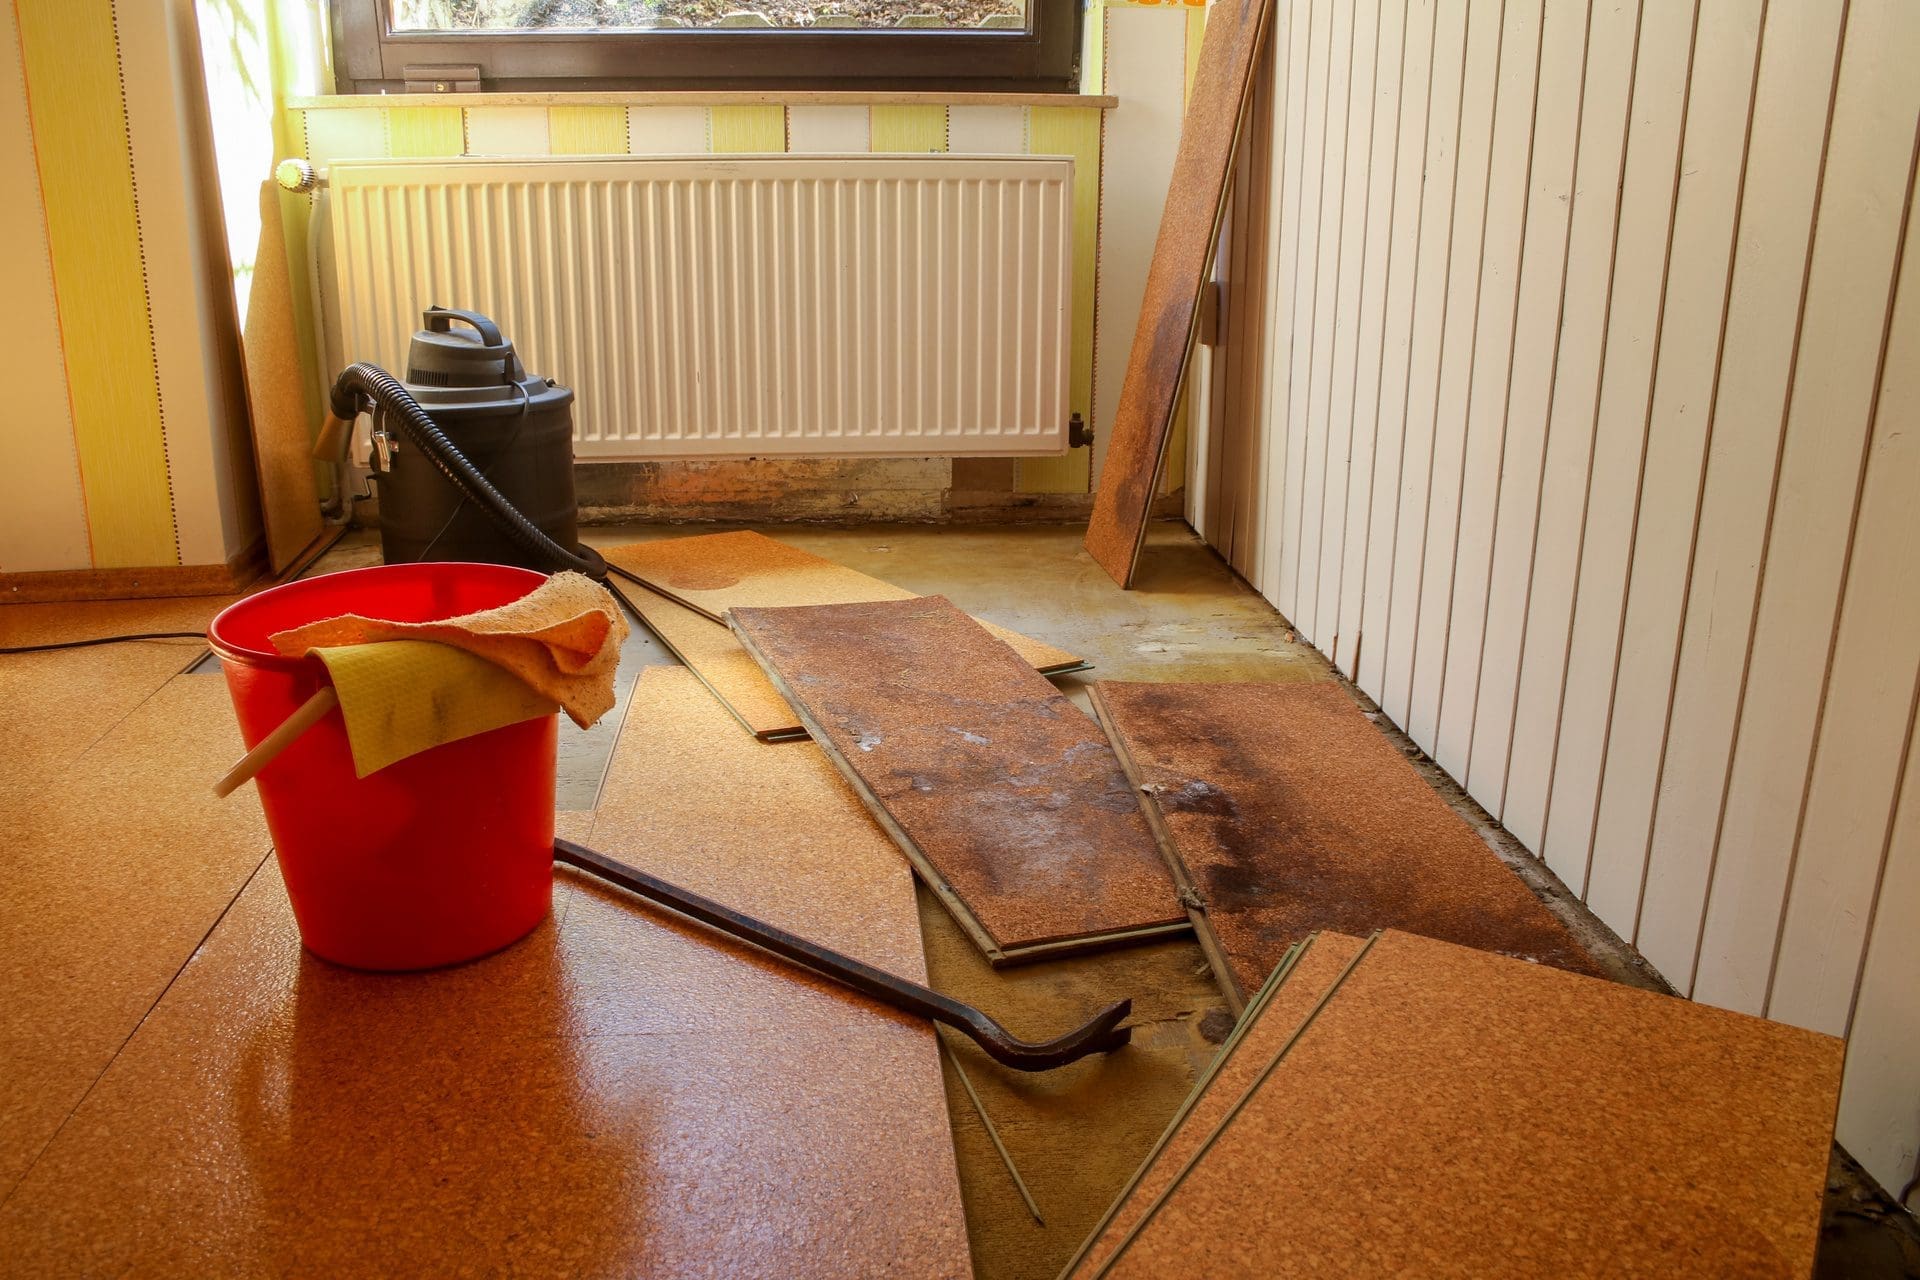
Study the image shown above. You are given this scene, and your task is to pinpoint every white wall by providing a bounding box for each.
[1198,0,1920,1196]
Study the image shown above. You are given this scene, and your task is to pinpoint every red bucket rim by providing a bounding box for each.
[207,561,549,674]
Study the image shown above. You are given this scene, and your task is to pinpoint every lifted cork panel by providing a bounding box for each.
[604,531,1087,674]
[1084,0,1277,587]
[1098,930,1843,1279]
[1091,680,1603,1008]
[1064,931,1369,1279]
[613,577,810,740]
[729,596,1184,963]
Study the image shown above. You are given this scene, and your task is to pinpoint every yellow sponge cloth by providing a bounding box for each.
[311,640,559,778]
[270,571,627,728]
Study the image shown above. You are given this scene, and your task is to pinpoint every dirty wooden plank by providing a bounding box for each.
[1084,0,1280,587]
[1091,680,1602,1009]
[1093,930,1843,1278]
[730,597,1185,964]
[605,531,1086,674]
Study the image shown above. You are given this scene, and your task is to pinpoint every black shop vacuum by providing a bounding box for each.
[326,306,607,579]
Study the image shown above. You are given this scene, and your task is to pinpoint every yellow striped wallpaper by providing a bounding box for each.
[548,104,627,154]
[708,104,785,153]
[869,105,949,153]
[14,0,176,568]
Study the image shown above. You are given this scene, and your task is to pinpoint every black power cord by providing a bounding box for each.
[1,631,206,655]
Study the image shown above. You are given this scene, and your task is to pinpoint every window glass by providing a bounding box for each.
[388,0,1028,34]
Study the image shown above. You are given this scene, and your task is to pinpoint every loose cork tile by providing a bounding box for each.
[728,596,1185,964]
[616,578,808,739]
[1096,931,1844,1279]
[1062,931,1368,1279]
[604,531,1086,674]
[0,674,271,1194]
[1091,680,1603,1008]
[0,668,970,1279]
[1084,0,1278,587]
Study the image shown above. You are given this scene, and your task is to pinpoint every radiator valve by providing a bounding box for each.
[1068,413,1094,450]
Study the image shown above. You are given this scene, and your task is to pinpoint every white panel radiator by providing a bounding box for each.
[326,156,1075,458]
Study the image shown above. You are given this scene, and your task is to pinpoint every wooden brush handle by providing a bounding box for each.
[213,686,338,798]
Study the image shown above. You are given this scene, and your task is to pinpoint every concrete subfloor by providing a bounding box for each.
[35,519,1920,1276]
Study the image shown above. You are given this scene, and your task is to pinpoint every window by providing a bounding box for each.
[333,0,1083,93]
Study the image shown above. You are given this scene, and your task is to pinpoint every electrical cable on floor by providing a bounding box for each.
[0,631,207,655]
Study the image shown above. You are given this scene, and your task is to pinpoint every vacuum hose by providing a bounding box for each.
[328,361,608,580]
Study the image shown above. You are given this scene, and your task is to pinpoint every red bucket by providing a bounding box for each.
[209,562,558,970]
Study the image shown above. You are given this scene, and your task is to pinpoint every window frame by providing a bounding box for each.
[332,0,1084,94]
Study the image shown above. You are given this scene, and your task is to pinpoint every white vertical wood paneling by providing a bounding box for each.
[1691,0,1920,1014]
[1428,0,1545,777]
[1277,0,1332,623]
[1212,0,1920,1195]
[1356,0,1438,694]
[1296,0,1357,645]
[1402,0,1509,748]
[1313,0,1380,663]
[1634,0,1848,987]
[1536,0,1697,896]
[1464,0,1615,815]
[1768,162,1920,1037]
[1379,0,1468,725]
[1218,50,1279,583]
[1581,0,1764,927]
[1498,0,1640,852]
[1330,0,1408,678]
[1253,0,1310,600]
[1835,720,1920,1190]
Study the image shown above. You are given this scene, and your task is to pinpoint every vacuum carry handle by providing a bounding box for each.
[423,306,506,351]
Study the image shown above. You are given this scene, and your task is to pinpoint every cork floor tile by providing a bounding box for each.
[604,531,1086,673]
[730,597,1184,962]
[0,666,969,1278]
[1,597,224,808]
[612,574,812,739]
[1063,932,1367,1278]
[0,673,271,1193]
[1100,931,1845,1279]
[1092,680,1604,1007]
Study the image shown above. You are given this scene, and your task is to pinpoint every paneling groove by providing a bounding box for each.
[1206,0,1920,1194]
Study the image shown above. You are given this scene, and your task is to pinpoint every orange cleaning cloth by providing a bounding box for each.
[270,571,628,728]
